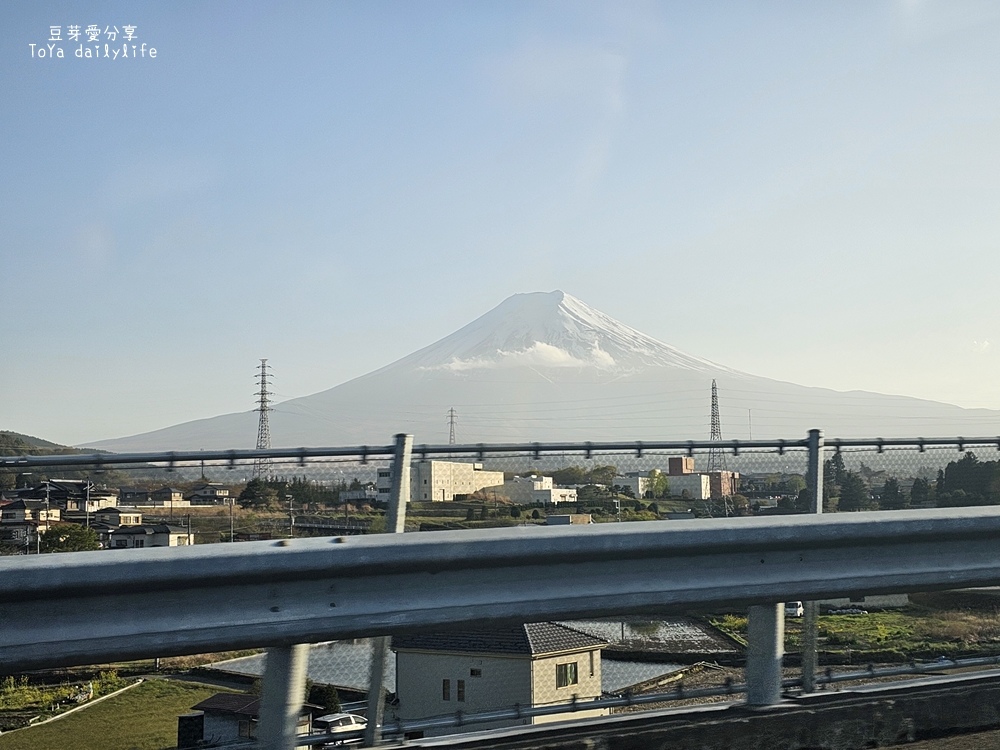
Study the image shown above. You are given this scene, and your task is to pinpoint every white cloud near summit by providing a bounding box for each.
[428,341,617,372]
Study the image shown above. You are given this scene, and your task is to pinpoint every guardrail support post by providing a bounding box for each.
[257,644,309,750]
[746,603,784,706]
[802,429,824,693]
[364,433,413,746]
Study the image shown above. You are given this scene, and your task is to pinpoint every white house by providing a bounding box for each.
[393,622,607,738]
[109,523,193,548]
[502,476,578,505]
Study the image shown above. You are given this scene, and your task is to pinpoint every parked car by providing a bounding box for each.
[785,601,804,617]
[312,713,367,746]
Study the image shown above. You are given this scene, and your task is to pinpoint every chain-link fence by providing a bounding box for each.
[6,435,1000,744]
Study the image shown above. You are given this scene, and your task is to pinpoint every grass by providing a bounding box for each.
[0,679,231,750]
[710,605,1000,661]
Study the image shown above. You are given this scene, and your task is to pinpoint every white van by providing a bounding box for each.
[785,601,804,617]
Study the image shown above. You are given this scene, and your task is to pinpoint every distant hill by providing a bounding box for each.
[85,290,1000,452]
[0,431,128,485]
[0,430,67,452]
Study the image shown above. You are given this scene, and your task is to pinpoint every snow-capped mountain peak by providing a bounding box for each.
[394,290,739,375]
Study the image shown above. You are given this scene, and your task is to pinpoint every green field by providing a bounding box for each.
[0,679,229,750]
[710,595,1000,663]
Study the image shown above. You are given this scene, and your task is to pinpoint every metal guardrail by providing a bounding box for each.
[4,434,1000,470]
[4,506,1000,673]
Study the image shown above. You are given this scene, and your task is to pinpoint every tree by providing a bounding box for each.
[39,524,100,553]
[238,478,280,509]
[910,477,930,507]
[651,472,670,499]
[784,475,807,495]
[837,473,871,512]
[588,465,618,486]
[795,488,812,512]
[308,682,341,712]
[881,477,907,510]
[828,453,847,484]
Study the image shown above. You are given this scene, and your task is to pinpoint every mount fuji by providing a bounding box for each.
[86,291,1000,451]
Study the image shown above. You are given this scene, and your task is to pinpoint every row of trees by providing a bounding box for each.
[789,452,1000,513]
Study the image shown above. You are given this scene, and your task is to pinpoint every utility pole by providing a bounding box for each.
[84,478,92,530]
[286,494,294,538]
[230,498,235,542]
[38,481,51,554]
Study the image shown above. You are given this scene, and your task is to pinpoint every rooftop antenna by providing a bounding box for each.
[448,407,457,445]
[253,359,272,480]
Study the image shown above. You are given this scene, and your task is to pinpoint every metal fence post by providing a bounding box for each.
[746,603,784,706]
[364,433,412,746]
[257,644,309,750]
[802,429,824,693]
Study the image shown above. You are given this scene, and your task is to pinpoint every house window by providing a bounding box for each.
[239,720,251,738]
[457,680,465,702]
[134,539,144,548]
[556,662,578,689]
[470,668,482,677]
[442,679,450,701]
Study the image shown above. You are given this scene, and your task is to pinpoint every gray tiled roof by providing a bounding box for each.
[192,693,260,716]
[392,622,605,656]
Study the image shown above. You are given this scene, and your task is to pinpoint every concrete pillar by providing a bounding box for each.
[746,603,784,706]
[257,644,309,750]
[364,433,413,746]
[802,429,824,693]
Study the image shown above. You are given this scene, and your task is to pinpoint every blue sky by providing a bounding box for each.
[3,1,999,446]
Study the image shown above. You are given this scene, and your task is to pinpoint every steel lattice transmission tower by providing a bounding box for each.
[447,407,457,445]
[707,379,727,472]
[253,359,273,479]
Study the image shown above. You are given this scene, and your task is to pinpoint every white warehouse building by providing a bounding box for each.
[377,460,505,503]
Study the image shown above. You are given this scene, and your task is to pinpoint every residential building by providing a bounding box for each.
[667,474,711,501]
[708,470,740,499]
[341,487,378,503]
[668,456,696,475]
[0,498,61,524]
[94,507,143,527]
[109,524,193,548]
[187,482,232,505]
[119,487,151,505]
[181,693,314,747]
[149,487,190,508]
[377,461,505,503]
[393,622,607,738]
[502,476,578,506]
[14,480,116,513]
[613,472,655,499]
